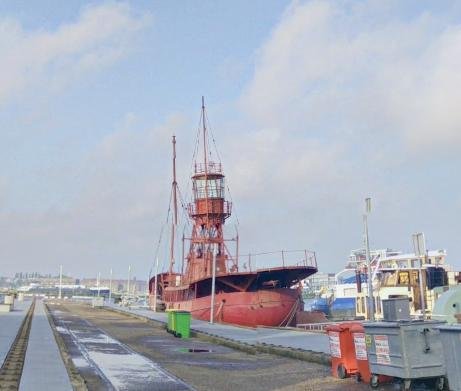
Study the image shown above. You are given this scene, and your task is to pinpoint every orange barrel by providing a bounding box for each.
[325,322,360,379]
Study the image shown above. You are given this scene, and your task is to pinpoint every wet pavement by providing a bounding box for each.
[47,303,444,391]
[50,304,190,390]
[48,302,365,390]
[106,304,331,354]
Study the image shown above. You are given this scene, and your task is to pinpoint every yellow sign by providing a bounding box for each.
[365,334,372,347]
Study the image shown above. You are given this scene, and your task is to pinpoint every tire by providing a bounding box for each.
[399,379,411,391]
[435,377,445,391]
[337,364,347,379]
[370,374,379,389]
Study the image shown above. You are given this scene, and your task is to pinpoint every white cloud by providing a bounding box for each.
[0,3,150,104]
[241,0,461,150]
[228,0,461,269]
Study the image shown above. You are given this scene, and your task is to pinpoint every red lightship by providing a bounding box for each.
[149,99,317,327]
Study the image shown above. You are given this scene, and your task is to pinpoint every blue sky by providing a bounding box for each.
[1,1,461,279]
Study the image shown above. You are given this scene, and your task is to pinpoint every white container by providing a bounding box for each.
[92,297,104,308]
[0,304,12,312]
[4,295,14,310]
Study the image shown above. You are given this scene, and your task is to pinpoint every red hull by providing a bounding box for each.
[150,288,301,327]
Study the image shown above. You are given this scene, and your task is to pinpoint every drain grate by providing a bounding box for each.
[179,348,212,353]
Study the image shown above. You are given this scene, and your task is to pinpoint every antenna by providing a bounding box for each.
[202,96,208,174]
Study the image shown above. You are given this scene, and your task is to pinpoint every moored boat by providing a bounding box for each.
[149,98,317,327]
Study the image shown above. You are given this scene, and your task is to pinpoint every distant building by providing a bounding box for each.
[304,272,336,296]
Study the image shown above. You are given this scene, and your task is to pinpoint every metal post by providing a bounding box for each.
[412,233,427,320]
[153,256,159,312]
[109,268,113,302]
[97,272,100,297]
[127,265,131,300]
[364,198,375,321]
[210,246,217,324]
[281,250,285,267]
[418,262,426,320]
[59,265,63,300]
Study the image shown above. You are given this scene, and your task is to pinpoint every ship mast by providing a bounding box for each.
[169,135,178,276]
[202,97,210,255]
[185,98,235,283]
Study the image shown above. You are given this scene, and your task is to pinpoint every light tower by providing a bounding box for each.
[186,97,234,283]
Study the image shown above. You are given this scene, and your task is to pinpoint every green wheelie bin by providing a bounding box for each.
[174,311,191,339]
[166,309,178,333]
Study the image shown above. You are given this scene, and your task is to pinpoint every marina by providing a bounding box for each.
[1,1,461,390]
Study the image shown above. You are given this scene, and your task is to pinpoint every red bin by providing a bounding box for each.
[325,322,361,379]
[350,323,371,383]
[350,323,393,386]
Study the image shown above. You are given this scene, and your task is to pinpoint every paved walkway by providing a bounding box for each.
[106,304,330,354]
[19,299,72,391]
[0,300,33,367]
[51,306,191,391]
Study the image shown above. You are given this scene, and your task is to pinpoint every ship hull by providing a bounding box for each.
[150,288,301,327]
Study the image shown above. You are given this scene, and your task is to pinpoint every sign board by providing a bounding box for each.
[374,335,391,365]
[353,332,368,360]
[328,331,341,358]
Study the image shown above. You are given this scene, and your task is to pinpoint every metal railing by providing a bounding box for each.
[296,321,338,333]
[238,249,317,273]
[194,162,223,175]
[188,201,232,216]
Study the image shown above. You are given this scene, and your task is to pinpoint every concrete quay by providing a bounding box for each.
[0,299,33,367]
[19,299,72,390]
[105,304,330,358]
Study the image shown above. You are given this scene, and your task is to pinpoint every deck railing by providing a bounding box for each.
[296,322,337,333]
[194,162,223,176]
[237,249,317,273]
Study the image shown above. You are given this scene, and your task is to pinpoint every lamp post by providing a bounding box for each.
[153,256,159,312]
[363,198,375,321]
[97,272,101,298]
[412,232,427,320]
[127,265,131,300]
[59,265,63,300]
[210,246,217,324]
[109,268,113,302]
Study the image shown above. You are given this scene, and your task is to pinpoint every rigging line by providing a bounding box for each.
[182,111,202,209]
[177,186,192,230]
[205,110,240,227]
[150,184,174,276]
[203,110,214,162]
[190,109,203,174]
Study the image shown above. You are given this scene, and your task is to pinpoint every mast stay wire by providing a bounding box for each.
[204,109,240,228]
[149,104,209,280]
[149,185,173,279]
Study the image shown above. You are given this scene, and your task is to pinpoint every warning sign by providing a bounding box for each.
[353,333,368,360]
[328,331,341,358]
[374,335,391,365]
